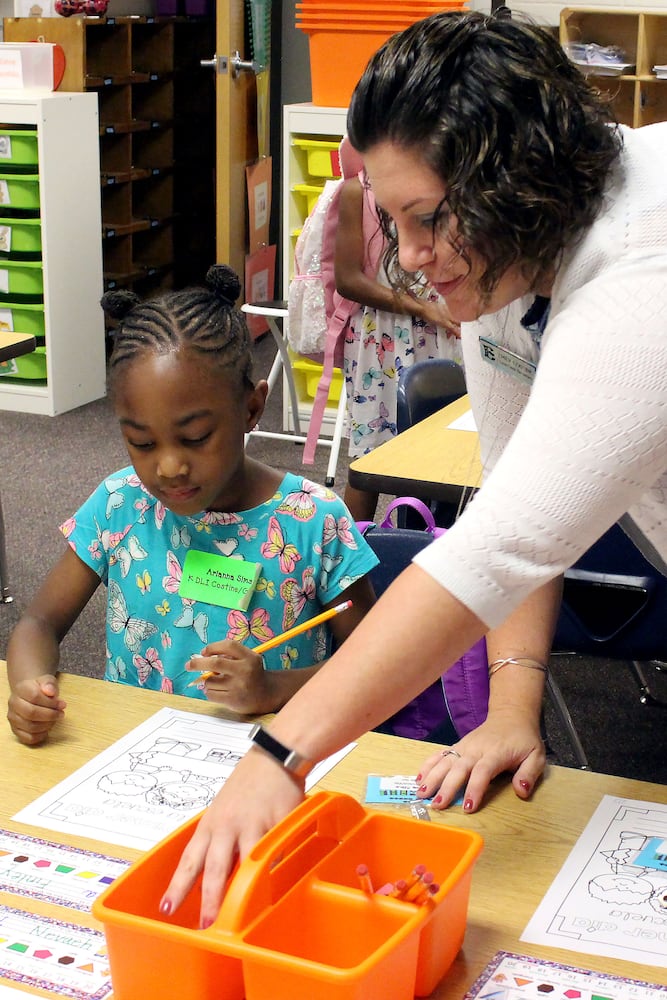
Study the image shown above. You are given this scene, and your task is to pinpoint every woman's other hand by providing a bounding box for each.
[414,705,546,812]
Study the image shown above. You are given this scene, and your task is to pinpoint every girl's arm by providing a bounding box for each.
[335,180,457,331]
[7,546,101,744]
[190,575,376,714]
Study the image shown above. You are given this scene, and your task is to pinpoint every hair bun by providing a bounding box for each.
[206,264,241,306]
[101,289,141,320]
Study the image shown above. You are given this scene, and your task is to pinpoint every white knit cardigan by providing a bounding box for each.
[415,123,667,629]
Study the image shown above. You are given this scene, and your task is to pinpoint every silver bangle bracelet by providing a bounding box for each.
[488,656,549,678]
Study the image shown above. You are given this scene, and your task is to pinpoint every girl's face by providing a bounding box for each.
[363,141,535,322]
[114,349,266,516]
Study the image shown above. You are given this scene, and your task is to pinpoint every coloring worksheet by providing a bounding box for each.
[13,708,355,852]
[522,796,667,968]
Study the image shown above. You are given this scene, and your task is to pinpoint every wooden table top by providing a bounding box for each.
[348,394,483,503]
[1,668,665,996]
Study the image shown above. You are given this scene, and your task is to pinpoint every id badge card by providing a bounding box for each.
[479,336,536,385]
[179,550,261,610]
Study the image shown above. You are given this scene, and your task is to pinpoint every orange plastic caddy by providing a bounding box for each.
[93,791,482,1000]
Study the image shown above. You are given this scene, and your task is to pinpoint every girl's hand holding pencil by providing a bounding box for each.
[185,601,353,715]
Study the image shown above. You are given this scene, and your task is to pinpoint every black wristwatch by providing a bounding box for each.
[248,724,313,778]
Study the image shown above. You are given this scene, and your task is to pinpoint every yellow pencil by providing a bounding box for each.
[187,599,353,687]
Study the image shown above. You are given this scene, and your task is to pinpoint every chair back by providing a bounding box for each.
[396,358,466,433]
[396,358,468,528]
[554,523,667,662]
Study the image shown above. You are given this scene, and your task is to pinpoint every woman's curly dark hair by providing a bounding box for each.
[102,264,254,398]
[347,10,623,299]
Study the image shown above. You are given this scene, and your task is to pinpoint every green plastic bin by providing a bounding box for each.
[0,216,42,255]
[0,343,46,380]
[0,173,40,210]
[0,130,38,168]
[0,259,44,298]
[0,302,45,337]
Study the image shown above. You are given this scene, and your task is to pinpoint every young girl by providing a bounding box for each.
[6,265,377,746]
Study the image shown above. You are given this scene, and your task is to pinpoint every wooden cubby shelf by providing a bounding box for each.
[560,7,667,128]
[4,14,216,303]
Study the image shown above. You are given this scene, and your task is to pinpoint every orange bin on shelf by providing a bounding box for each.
[93,790,482,1000]
[296,1,468,106]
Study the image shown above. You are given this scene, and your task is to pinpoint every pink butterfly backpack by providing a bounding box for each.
[358,498,489,742]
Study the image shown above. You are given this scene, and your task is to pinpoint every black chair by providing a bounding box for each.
[395,359,468,528]
[553,523,667,709]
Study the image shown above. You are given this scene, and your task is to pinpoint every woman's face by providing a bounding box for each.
[363,141,534,323]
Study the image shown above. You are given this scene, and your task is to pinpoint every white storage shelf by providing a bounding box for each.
[282,102,347,437]
[0,90,105,415]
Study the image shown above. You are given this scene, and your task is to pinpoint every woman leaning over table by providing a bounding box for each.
[162,11,667,925]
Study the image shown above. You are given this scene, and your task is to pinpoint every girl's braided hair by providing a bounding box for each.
[102,264,253,396]
[347,10,623,299]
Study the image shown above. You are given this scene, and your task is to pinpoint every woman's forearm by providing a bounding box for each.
[485,577,563,716]
[266,563,486,762]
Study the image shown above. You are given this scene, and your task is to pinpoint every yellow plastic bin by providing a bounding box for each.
[291,351,343,403]
[0,130,38,168]
[0,172,40,211]
[292,181,325,215]
[93,791,482,1000]
[292,137,342,178]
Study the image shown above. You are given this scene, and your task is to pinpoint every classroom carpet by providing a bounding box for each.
[0,333,665,786]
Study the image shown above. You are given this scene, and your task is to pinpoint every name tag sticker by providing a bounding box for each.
[479,336,536,385]
[179,550,262,611]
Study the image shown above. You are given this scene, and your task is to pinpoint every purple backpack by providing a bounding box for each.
[359,498,489,741]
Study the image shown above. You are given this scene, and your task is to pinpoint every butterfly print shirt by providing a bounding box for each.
[61,469,378,696]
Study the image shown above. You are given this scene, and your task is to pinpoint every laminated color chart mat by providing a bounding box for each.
[13,708,354,851]
[0,905,111,999]
[464,951,667,1000]
[0,830,128,911]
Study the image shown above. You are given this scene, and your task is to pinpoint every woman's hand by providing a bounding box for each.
[160,749,304,928]
[7,674,66,746]
[186,643,276,716]
[414,705,546,812]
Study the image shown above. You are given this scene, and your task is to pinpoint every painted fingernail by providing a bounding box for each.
[159,899,172,915]
[415,773,422,783]
[463,798,474,812]
[433,795,443,805]
[200,915,214,930]
[418,784,428,793]
[519,780,531,792]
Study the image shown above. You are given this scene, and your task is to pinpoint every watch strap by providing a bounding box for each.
[248,724,313,779]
